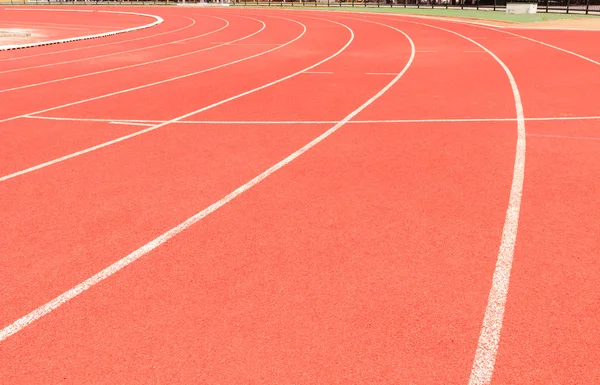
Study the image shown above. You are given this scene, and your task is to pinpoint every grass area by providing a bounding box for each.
[232,4,597,23]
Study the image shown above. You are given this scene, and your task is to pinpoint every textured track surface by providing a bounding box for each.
[0,6,598,385]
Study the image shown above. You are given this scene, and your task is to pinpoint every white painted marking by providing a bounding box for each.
[0,18,231,91]
[0,17,271,125]
[481,27,600,66]
[0,19,415,344]
[0,15,198,64]
[0,16,215,76]
[109,121,155,127]
[464,50,486,53]
[395,21,527,385]
[369,11,600,63]
[0,18,304,182]
[25,115,163,124]
[0,10,163,51]
[368,15,529,384]
[528,133,600,141]
[24,115,600,125]
[209,42,281,45]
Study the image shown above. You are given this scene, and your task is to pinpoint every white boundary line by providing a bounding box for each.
[473,25,600,66]
[0,16,272,125]
[363,11,600,64]
[0,9,163,51]
[272,8,600,63]
[0,16,415,344]
[0,15,197,63]
[23,114,600,125]
[0,16,211,75]
[293,7,600,31]
[0,17,234,92]
[0,15,358,182]
[388,19,527,385]
[528,133,600,141]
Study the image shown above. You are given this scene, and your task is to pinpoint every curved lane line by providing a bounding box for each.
[379,17,526,385]
[0,16,299,181]
[0,16,230,75]
[0,16,416,345]
[0,17,233,93]
[0,16,266,124]
[0,9,163,51]
[0,15,196,63]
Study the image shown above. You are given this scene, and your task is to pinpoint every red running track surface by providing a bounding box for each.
[0,6,599,385]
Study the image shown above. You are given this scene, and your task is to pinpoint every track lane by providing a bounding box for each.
[499,28,600,63]
[1,15,516,385]
[0,15,269,121]
[33,15,343,121]
[0,15,229,91]
[0,15,308,177]
[371,14,600,384]
[0,7,158,51]
[491,118,600,385]
[0,11,193,62]
[0,12,352,330]
[0,14,204,74]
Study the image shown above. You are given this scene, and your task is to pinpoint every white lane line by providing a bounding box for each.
[0,17,231,91]
[209,42,281,45]
[393,20,527,385]
[0,17,415,344]
[378,11,600,64]
[0,10,163,51]
[527,116,600,121]
[464,50,486,53]
[109,121,156,127]
[0,17,270,125]
[24,115,600,125]
[330,9,600,32]
[481,27,600,66]
[4,14,370,182]
[0,15,198,64]
[24,115,163,124]
[528,133,600,141]
[375,15,528,385]
[0,17,302,182]
[0,16,210,75]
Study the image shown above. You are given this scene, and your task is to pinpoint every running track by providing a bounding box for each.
[0,6,599,384]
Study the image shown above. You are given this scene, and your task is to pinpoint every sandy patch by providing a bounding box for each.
[520,17,600,29]
[441,15,600,30]
[0,27,45,45]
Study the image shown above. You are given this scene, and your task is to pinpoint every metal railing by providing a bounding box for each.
[231,0,600,15]
[3,0,598,14]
